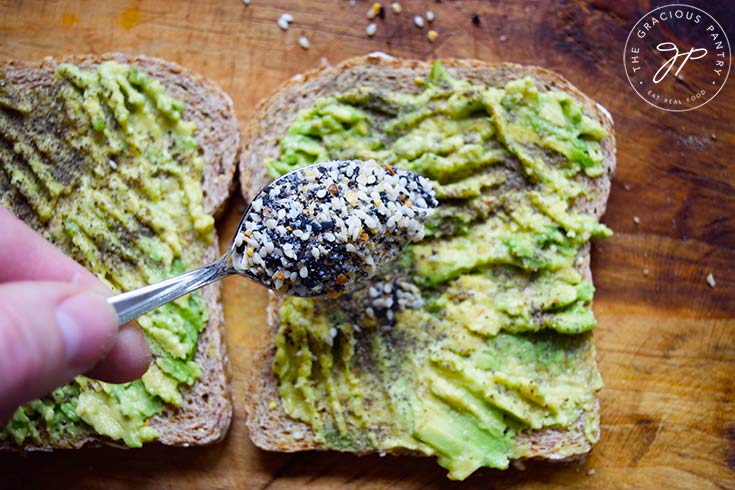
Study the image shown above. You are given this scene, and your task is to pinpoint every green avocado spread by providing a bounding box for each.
[267,62,610,480]
[0,61,214,447]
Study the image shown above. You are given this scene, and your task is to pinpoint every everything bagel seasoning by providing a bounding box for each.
[232,159,437,296]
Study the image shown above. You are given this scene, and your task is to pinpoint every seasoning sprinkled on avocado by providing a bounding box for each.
[266,61,610,480]
[0,61,213,447]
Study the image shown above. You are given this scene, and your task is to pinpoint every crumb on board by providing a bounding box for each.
[587,469,596,476]
[706,273,716,288]
[500,34,508,42]
[711,133,717,141]
[427,29,438,42]
[472,13,481,25]
[391,2,402,14]
[643,268,649,276]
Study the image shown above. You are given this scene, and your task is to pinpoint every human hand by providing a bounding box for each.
[0,206,151,423]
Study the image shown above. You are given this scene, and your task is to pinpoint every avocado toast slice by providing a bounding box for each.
[0,53,238,449]
[241,54,615,479]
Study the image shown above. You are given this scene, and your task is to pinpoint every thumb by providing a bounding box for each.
[0,281,118,421]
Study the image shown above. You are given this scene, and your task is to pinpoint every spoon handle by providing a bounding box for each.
[107,256,235,326]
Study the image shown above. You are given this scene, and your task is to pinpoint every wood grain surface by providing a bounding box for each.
[1,0,734,488]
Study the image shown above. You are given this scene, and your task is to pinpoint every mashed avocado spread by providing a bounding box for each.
[0,62,213,447]
[267,62,610,479]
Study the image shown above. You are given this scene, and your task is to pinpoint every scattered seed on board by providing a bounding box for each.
[231,159,437,297]
[472,13,481,25]
[366,22,377,37]
[426,10,435,22]
[414,15,425,28]
[633,215,640,224]
[281,13,294,23]
[242,0,251,5]
[277,17,289,30]
[706,273,716,288]
[500,34,508,42]
[391,2,402,14]
[298,36,310,50]
[367,2,381,19]
[427,29,438,42]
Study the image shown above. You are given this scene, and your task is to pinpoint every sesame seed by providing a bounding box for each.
[280,13,294,23]
[643,268,649,276]
[426,10,435,22]
[706,273,716,288]
[242,0,250,5]
[633,216,640,224]
[277,17,289,30]
[298,35,311,49]
[292,431,304,440]
[391,2,402,13]
[587,469,596,476]
[414,15,425,28]
[366,22,378,37]
[500,34,508,42]
[427,29,438,42]
[471,13,480,25]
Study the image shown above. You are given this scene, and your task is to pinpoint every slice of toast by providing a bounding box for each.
[0,53,239,449]
[241,54,616,463]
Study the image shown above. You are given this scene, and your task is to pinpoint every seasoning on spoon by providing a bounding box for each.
[231,159,437,296]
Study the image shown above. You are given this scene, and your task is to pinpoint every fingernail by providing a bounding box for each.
[56,292,118,370]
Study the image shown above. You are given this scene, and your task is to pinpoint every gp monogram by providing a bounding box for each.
[624,4,731,111]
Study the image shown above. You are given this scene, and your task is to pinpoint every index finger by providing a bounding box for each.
[0,205,106,292]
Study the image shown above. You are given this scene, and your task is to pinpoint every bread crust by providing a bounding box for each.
[240,54,616,462]
[0,53,238,450]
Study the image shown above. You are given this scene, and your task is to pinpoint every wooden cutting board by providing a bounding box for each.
[0,0,733,488]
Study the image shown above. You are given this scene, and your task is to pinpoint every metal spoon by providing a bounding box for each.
[107,159,436,326]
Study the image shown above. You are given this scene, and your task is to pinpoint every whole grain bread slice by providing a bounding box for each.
[0,53,239,449]
[240,54,616,462]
